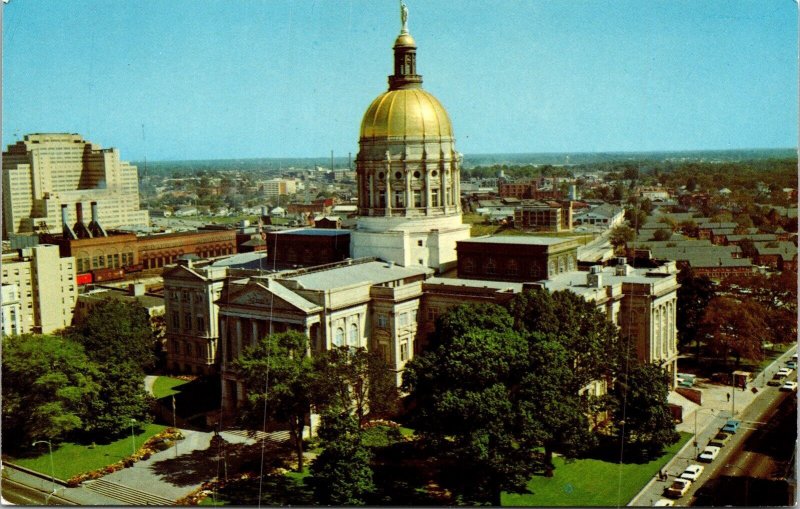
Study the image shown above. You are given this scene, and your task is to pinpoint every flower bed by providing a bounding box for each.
[66,428,184,487]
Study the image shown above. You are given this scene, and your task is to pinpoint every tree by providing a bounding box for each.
[313,346,398,426]
[624,207,647,232]
[609,225,635,253]
[738,238,757,259]
[519,338,596,477]
[2,335,100,447]
[509,288,621,392]
[235,331,315,471]
[676,268,715,354]
[700,297,766,366]
[72,298,156,371]
[86,360,152,438]
[610,363,679,459]
[679,220,699,238]
[402,307,539,505]
[652,229,671,241]
[309,411,375,505]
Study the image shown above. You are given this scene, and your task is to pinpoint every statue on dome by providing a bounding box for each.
[400,1,409,33]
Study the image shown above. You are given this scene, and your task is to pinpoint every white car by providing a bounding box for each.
[698,445,721,462]
[780,381,797,392]
[778,367,793,377]
[664,478,692,498]
[679,464,705,481]
[654,499,675,506]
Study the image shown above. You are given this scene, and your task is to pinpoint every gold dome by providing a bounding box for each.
[360,88,453,140]
[394,32,416,48]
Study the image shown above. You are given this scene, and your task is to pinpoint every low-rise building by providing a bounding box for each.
[456,236,581,282]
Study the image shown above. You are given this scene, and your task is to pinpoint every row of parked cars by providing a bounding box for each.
[659,419,741,503]
[767,360,796,389]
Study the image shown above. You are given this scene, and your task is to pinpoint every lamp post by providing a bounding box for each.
[693,408,717,458]
[130,418,137,456]
[32,440,55,494]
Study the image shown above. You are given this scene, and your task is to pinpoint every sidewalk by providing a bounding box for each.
[3,427,289,505]
[628,344,796,506]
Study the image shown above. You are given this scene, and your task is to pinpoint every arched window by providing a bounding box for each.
[507,259,519,276]
[334,327,345,347]
[463,257,476,274]
[485,257,497,275]
[548,260,556,277]
[349,323,359,346]
[558,257,566,273]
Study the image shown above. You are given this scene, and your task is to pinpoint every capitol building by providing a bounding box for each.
[162,5,679,416]
[350,6,470,271]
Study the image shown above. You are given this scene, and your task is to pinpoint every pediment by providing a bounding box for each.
[162,265,207,281]
[223,281,319,315]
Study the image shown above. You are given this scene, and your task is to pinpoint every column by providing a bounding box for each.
[368,173,374,209]
[251,320,259,348]
[220,318,227,365]
[440,163,447,208]
[385,156,392,216]
[405,168,411,215]
[425,168,432,213]
[235,318,242,363]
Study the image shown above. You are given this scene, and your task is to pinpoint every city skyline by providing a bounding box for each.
[2,0,797,161]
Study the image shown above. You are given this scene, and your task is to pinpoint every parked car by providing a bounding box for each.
[785,361,797,370]
[665,478,692,498]
[778,367,793,377]
[708,432,731,448]
[721,419,741,434]
[698,445,721,462]
[654,499,675,506]
[680,464,705,481]
[780,381,798,392]
[768,373,786,386]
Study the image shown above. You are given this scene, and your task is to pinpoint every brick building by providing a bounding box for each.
[456,236,581,282]
[265,228,351,269]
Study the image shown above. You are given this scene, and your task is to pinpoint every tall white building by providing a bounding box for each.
[2,133,149,237]
[0,244,77,334]
[351,9,470,271]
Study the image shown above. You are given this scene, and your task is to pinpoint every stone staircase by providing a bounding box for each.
[221,429,291,445]
[84,478,176,506]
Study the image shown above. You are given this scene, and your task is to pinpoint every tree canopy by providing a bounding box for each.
[235,331,315,471]
[2,334,100,447]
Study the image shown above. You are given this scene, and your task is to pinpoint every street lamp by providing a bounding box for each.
[693,408,718,458]
[32,440,55,494]
[130,418,137,456]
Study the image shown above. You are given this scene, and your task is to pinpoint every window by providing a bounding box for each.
[507,259,519,276]
[484,257,497,275]
[184,313,192,331]
[400,340,409,362]
[413,190,422,207]
[377,314,388,328]
[548,260,556,277]
[334,327,345,347]
[394,190,404,208]
[567,255,575,271]
[431,190,440,207]
[558,257,566,274]
[427,307,439,321]
[463,257,476,274]
[197,316,205,331]
[349,323,359,346]
[417,240,423,247]
[398,312,409,327]
[186,343,193,357]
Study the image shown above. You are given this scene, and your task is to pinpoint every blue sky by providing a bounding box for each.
[3,0,797,161]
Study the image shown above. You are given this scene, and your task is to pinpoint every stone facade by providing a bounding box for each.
[456,236,581,282]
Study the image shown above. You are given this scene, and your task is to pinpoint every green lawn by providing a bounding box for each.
[502,432,692,507]
[152,376,190,399]
[7,423,169,480]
